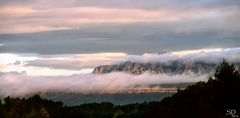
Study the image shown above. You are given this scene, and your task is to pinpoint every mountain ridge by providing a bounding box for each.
[93,61,240,75]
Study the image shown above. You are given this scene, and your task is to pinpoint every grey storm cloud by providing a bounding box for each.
[0,21,240,55]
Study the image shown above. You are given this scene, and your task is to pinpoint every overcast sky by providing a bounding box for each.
[0,0,240,55]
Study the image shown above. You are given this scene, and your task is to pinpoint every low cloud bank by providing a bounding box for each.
[128,47,240,64]
[26,47,240,71]
[0,72,208,97]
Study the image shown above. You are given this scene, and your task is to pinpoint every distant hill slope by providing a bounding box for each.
[93,61,240,75]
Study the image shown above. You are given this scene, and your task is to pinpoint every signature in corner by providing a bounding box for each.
[226,109,239,118]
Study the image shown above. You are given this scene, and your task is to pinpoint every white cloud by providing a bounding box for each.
[0,53,96,76]
[26,53,128,70]
[0,72,208,97]
[128,47,240,63]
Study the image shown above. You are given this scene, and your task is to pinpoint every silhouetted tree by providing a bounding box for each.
[215,59,240,82]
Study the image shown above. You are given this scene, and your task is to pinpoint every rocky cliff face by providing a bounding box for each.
[92,61,221,75]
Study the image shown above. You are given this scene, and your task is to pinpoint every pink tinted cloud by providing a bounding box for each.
[0,72,208,96]
[0,6,201,34]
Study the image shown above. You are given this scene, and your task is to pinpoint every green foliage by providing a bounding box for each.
[1,60,240,118]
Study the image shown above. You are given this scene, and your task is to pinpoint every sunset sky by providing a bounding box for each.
[0,0,240,96]
[0,0,239,34]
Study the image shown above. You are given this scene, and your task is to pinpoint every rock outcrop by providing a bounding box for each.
[92,61,221,75]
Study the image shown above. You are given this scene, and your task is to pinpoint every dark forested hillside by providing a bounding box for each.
[0,60,240,118]
[148,60,240,118]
